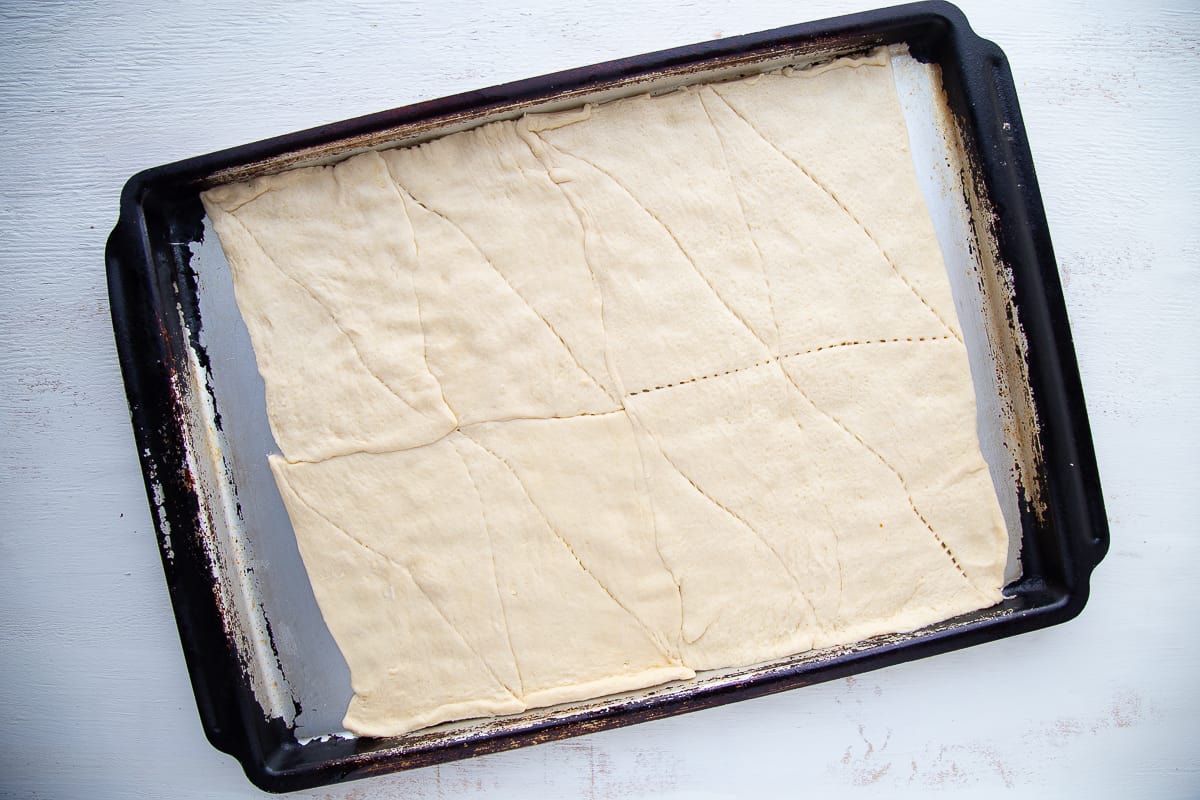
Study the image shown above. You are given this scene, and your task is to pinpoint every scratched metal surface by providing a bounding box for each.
[2,1,1197,798]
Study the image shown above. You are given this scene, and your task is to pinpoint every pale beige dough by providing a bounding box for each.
[204,154,457,463]
[201,48,1008,737]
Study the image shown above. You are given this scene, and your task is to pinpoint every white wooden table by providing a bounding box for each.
[3,1,1197,797]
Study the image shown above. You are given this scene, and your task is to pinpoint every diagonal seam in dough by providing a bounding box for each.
[219,185,274,213]
[708,87,964,344]
[539,115,973,594]
[628,422,685,655]
[387,185,462,425]
[518,99,979,660]
[779,336,955,361]
[410,272,461,424]
[219,212,434,422]
[779,359,975,587]
[449,437,525,696]
[382,160,619,403]
[527,118,830,638]
[537,126,885,604]
[626,359,776,397]
[275,468,523,700]
[697,88,783,349]
[513,121,626,399]
[544,131,831,462]
[517,122,741,651]
[627,406,822,631]
[615,94,823,448]
[457,430,674,660]
[513,121,689,655]
[532,115,973,604]
[684,616,718,646]
[283,409,625,464]
[532,131,772,359]
[624,337,956,398]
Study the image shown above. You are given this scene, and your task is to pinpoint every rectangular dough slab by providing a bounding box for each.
[201,48,1008,738]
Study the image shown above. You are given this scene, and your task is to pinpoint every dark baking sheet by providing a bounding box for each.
[105,1,1107,791]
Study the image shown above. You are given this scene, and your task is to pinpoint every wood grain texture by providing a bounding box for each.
[1,1,1196,797]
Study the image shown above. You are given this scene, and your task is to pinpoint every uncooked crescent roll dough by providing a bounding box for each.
[201,49,1008,737]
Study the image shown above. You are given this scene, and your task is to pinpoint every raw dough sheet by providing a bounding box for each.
[201,49,1008,738]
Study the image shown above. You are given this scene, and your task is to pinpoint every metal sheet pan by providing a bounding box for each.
[105,1,1108,791]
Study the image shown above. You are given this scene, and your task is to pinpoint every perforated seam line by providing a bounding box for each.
[625,336,953,398]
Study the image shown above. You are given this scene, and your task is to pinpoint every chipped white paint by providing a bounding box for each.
[1,1,1196,798]
[176,312,296,724]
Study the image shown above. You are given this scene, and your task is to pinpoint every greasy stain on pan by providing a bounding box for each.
[106,2,1107,792]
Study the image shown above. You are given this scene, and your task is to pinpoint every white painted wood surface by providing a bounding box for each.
[2,1,1196,797]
